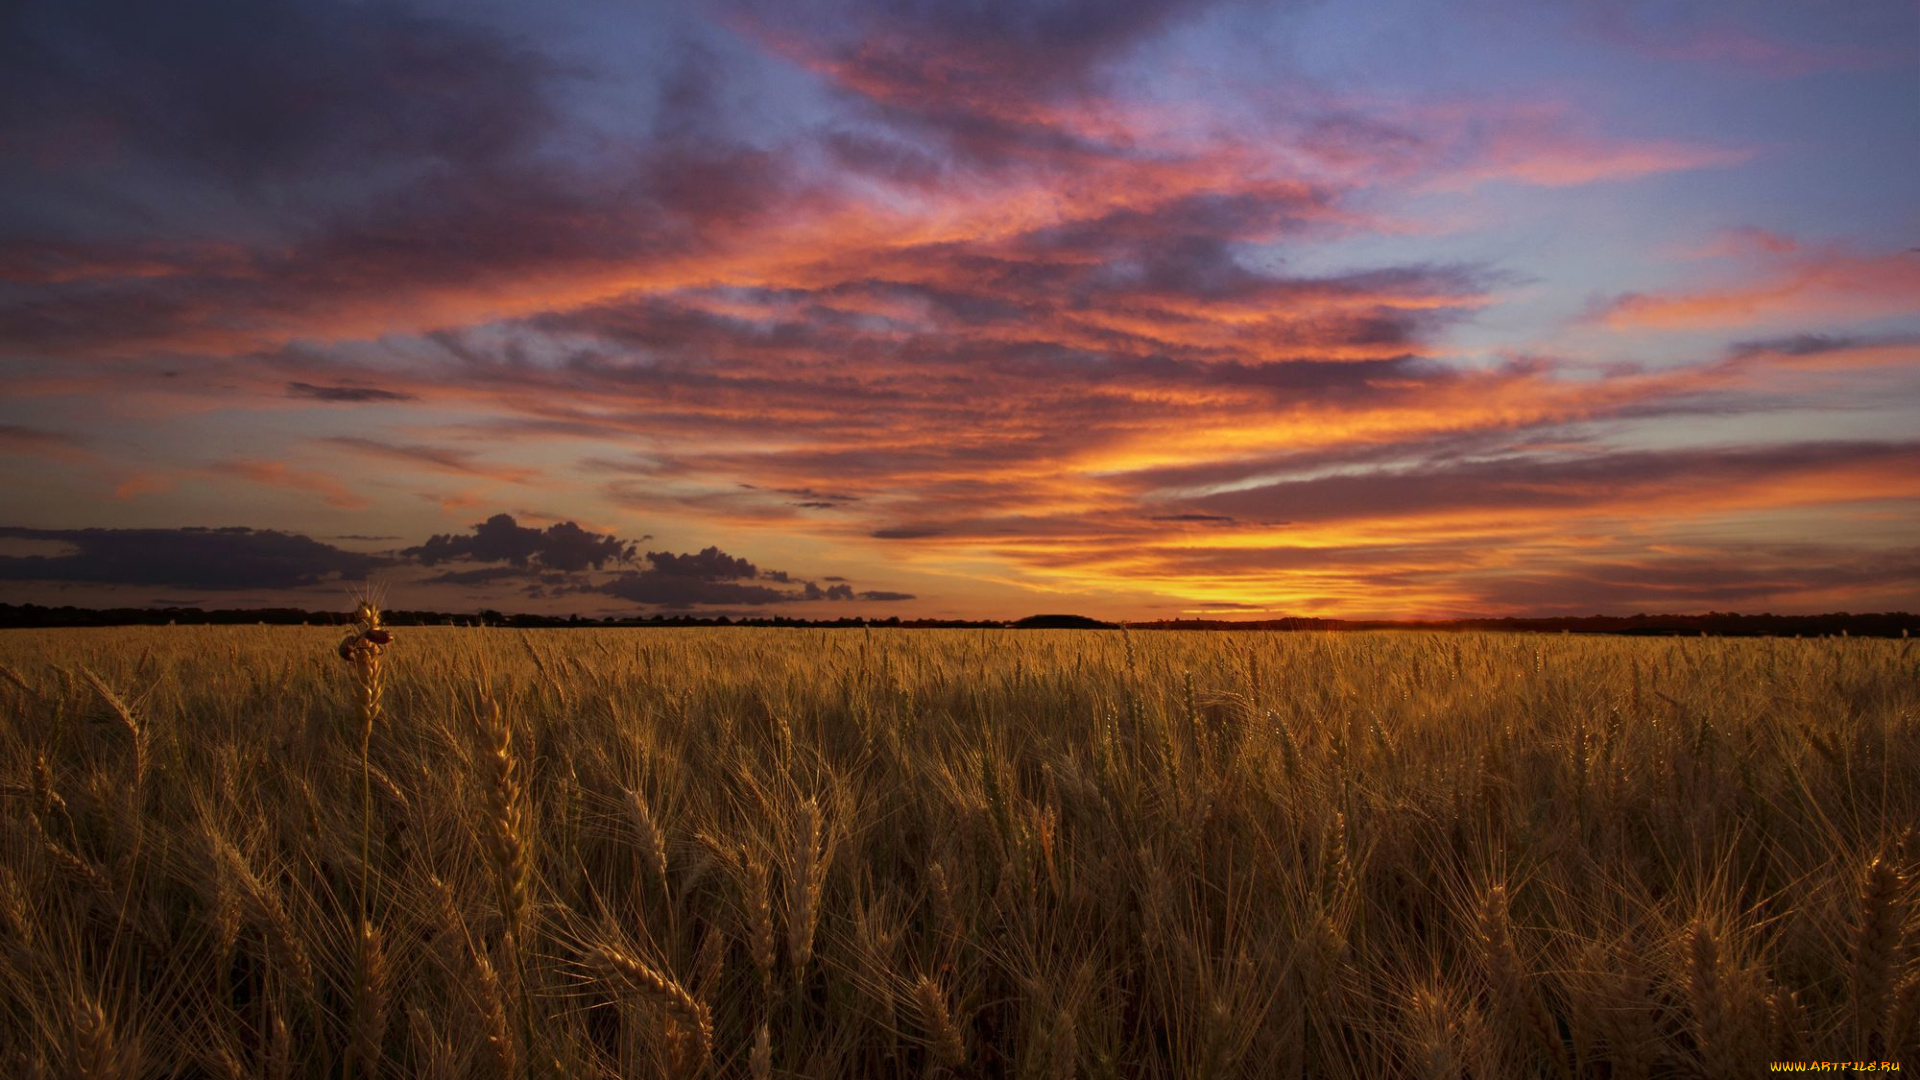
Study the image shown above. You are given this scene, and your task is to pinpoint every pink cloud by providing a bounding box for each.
[1421,103,1750,191]
[1598,242,1920,329]
[1582,5,1903,77]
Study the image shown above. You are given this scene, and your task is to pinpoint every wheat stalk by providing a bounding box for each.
[589,941,714,1077]
[30,753,66,822]
[1403,983,1467,1080]
[627,787,668,890]
[1851,854,1907,1053]
[1475,884,1569,1077]
[913,973,967,1070]
[740,852,777,996]
[81,667,144,790]
[478,699,530,936]
[1768,986,1806,1062]
[788,796,825,984]
[68,993,131,1080]
[264,1012,292,1080]
[0,661,34,697]
[0,864,33,953]
[352,919,390,1080]
[749,1019,772,1080]
[470,945,519,1080]
[210,835,315,1003]
[1683,921,1728,1056]
[1680,918,1767,1079]
[29,810,112,900]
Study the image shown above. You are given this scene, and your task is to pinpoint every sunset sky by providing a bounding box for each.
[2,0,1916,619]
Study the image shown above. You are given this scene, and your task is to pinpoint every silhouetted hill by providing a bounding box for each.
[1011,614,1120,629]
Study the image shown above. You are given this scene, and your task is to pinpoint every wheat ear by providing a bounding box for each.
[914,973,967,1069]
[1476,884,1569,1077]
[211,837,315,1003]
[1851,855,1907,1053]
[628,788,669,889]
[788,797,825,983]
[479,700,530,936]
[750,1019,772,1080]
[1768,986,1806,1062]
[589,942,714,1076]
[69,993,130,1080]
[1403,984,1466,1080]
[81,667,144,789]
[471,945,519,1080]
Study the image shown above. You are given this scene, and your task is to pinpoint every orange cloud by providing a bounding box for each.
[111,472,178,500]
[212,460,370,510]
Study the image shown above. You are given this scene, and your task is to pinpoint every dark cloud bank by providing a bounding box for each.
[0,514,913,609]
[0,525,389,591]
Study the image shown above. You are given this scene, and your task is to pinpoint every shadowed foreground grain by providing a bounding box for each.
[0,626,1915,1077]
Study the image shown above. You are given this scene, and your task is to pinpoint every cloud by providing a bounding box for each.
[0,509,915,610]
[0,0,563,186]
[321,438,538,484]
[1184,440,1920,524]
[1595,243,1920,330]
[422,565,547,587]
[403,513,638,572]
[1463,543,1920,615]
[1577,1,1903,77]
[0,0,827,356]
[1726,333,1920,370]
[1149,513,1237,524]
[745,0,1225,146]
[595,553,916,608]
[644,546,758,579]
[0,525,392,590]
[287,381,418,404]
[597,572,800,608]
[212,460,369,509]
[1462,129,1746,189]
[0,424,90,461]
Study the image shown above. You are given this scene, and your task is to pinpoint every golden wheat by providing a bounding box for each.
[0,626,1912,1076]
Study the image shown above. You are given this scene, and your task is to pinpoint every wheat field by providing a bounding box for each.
[0,624,1914,1078]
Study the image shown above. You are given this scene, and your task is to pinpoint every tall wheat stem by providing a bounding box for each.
[340,600,389,1080]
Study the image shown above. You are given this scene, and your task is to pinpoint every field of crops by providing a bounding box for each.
[0,624,1914,1078]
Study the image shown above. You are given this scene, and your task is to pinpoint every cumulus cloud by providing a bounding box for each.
[404,513,637,572]
[593,543,916,609]
[644,546,758,580]
[391,513,913,608]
